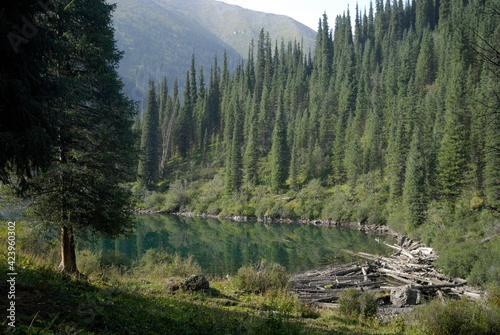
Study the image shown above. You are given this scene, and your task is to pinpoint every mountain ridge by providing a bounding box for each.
[112,0,317,103]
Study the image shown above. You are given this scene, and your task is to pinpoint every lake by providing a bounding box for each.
[83,215,391,275]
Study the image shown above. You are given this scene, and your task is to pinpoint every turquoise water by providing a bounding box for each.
[84,215,390,275]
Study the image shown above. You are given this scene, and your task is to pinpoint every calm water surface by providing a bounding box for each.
[84,215,390,275]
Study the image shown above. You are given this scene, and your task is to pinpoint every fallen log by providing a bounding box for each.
[362,266,369,281]
[415,282,466,290]
[291,274,379,284]
[381,272,415,285]
[294,264,362,278]
[377,268,451,286]
[381,241,415,259]
[314,302,339,308]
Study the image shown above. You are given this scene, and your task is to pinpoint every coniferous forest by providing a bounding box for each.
[1,0,500,333]
[137,0,500,285]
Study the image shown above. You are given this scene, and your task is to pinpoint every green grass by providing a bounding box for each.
[0,252,402,334]
[1,220,498,334]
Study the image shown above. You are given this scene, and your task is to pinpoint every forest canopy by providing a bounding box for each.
[136,0,500,285]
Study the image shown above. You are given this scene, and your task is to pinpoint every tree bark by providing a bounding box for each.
[59,225,78,274]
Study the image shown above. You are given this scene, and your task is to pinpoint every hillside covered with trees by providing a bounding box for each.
[136,0,500,285]
[112,0,316,105]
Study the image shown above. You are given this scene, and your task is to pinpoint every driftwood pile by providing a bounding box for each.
[289,238,483,308]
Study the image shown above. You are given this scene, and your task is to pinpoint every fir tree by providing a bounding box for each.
[176,71,194,157]
[206,56,221,137]
[138,80,160,190]
[159,76,171,177]
[415,28,436,91]
[243,114,259,185]
[479,69,500,209]
[436,57,468,200]
[270,95,289,193]
[225,125,243,194]
[225,94,243,194]
[416,0,437,32]
[28,0,137,273]
[403,125,427,229]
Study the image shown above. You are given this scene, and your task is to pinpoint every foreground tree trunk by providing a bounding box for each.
[59,225,78,274]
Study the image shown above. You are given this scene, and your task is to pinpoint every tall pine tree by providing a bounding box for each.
[403,125,427,229]
[138,80,160,190]
[28,0,137,273]
[270,95,289,193]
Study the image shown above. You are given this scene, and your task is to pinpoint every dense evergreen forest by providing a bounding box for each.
[1,1,499,333]
[137,0,499,285]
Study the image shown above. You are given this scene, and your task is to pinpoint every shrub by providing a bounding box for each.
[436,239,478,277]
[321,185,355,222]
[406,298,500,335]
[294,179,325,219]
[218,190,254,216]
[235,260,290,294]
[142,192,167,210]
[469,246,500,285]
[192,174,224,214]
[136,249,202,280]
[358,291,379,318]
[99,250,132,268]
[77,250,101,274]
[338,288,361,316]
[162,179,191,212]
[77,250,131,274]
[338,288,378,319]
[254,192,291,219]
[486,284,500,307]
[254,291,309,335]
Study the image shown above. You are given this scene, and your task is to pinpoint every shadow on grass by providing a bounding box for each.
[0,264,333,335]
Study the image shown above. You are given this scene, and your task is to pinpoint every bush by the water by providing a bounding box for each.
[405,297,500,335]
[235,259,290,294]
[338,288,378,319]
[136,249,202,279]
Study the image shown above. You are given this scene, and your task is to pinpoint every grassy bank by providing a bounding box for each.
[1,222,499,334]
[0,240,397,334]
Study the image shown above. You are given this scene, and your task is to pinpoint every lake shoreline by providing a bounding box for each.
[133,208,404,241]
[133,209,484,306]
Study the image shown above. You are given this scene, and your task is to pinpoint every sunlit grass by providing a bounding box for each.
[0,232,402,334]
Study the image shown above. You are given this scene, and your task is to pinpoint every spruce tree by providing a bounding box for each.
[138,80,160,190]
[416,0,436,32]
[362,105,384,174]
[415,28,436,91]
[176,71,194,157]
[480,69,500,209]
[224,92,243,194]
[257,83,273,153]
[161,78,180,173]
[344,136,363,187]
[206,56,221,137]
[403,126,426,229]
[159,76,171,177]
[28,0,137,273]
[243,115,259,185]
[225,125,243,194]
[436,57,468,200]
[270,95,289,193]
[331,113,347,184]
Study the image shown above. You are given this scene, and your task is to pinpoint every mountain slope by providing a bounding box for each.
[112,0,317,103]
[172,0,317,56]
